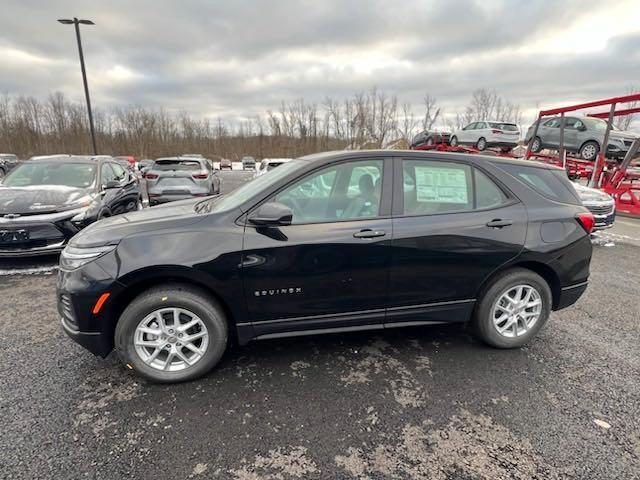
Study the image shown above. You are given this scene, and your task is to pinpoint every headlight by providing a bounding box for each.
[60,244,117,270]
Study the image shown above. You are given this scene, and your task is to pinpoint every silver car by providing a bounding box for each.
[145,157,220,206]
[573,183,615,230]
[526,116,639,161]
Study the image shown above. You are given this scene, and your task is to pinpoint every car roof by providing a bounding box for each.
[299,149,559,170]
[154,156,205,162]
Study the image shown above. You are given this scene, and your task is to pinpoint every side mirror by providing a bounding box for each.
[249,202,293,226]
[104,180,120,189]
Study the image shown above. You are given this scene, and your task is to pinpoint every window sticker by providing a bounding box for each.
[415,166,468,204]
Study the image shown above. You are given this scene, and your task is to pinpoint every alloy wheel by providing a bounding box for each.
[491,285,542,338]
[581,144,597,160]
[134,307,209,372]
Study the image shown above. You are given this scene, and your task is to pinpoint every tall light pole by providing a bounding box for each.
[58,17,97,155]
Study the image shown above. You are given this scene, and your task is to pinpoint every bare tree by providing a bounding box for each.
[613,86,639,130]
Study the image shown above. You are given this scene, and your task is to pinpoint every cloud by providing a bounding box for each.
[0,0,638,124]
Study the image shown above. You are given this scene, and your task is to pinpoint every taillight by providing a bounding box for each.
[145,173,158,180]
[491,129,503,134]
[192,172,209,179]
[576,212,595,234]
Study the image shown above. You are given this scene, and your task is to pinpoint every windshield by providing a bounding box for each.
[197,159,306,213]
[154,160,202,171]
[2,162,96,188]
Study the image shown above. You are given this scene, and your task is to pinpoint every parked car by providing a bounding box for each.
[410,131,450,148]
[219,158,232,170]
[181,154,203,158]
[0,153,20,179]
[137,159,154,176]
[255,158,292,177]
[525,116,639,161]
[58,150,593,383]
[114,156,136,169]
[450,121,520,152]
[242,156,256,170]
[145,157,220,205]
[573,183,615,230]
[0,155,141,257]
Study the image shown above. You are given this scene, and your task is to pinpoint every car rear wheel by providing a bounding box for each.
[476,137,487,150]
[580,141,600,161]
[450,135,459,147]
[426,137,434,146]
[472,268,551,348]
[115,284,228,383]
[0,168,5,180]
[529,136,542,153]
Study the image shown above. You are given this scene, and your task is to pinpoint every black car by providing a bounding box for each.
[0,155,141,257]
[410,130,450,149]
[58,150,593,383]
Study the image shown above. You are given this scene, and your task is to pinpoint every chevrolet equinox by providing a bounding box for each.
[58,150,593,383]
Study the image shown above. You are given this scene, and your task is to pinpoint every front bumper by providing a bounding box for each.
[57,254,122,357]
[583,201,616,230]
[0,209,87,257]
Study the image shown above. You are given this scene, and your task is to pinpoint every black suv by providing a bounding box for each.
[1,155,141,257]
[58,150,593,383]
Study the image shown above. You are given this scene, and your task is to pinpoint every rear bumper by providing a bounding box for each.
[148,194,207,205]
[486,140,518,149]
[555,281,588,310]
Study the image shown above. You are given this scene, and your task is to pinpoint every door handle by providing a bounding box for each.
[486,219,513,228]
[353,229,386,239]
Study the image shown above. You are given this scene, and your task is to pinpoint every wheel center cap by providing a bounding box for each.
[167,336,178,344]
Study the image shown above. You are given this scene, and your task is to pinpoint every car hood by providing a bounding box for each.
[572,183,613,203]
[69,196,213,248]
[0,185,94,215]
[610,130,639,141]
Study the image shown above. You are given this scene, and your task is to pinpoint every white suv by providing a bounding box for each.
[450,121,520,152]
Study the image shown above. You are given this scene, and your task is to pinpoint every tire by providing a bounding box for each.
[580,141,599,161]
[529,136,542,153]
[472,268,551,349]
[115,284,228,383]
[426,137,434,146]
[0,167,5,180]
[476,137,487,151]
[450,135,459,147]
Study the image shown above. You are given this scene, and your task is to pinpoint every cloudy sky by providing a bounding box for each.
[1,0,639,125]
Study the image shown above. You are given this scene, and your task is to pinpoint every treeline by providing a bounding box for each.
[0,88,524,160]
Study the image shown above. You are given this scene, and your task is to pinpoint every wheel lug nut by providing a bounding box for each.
[168,329,174,334]
[178,333,183,337]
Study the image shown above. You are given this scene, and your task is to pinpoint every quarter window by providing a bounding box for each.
[274,160,383,224]
[475,170,508,209]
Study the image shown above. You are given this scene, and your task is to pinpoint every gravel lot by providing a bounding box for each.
[1,170,639,479]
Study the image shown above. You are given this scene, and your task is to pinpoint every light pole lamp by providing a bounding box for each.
[58,17,97,155]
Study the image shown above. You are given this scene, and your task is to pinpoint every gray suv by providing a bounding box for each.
[526,116,639,161]
[145,157,221,205]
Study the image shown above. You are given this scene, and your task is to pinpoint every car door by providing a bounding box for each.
[386,157,527,326]
[563,117,581,151]
[540,117,561,148]
[102,162,139,215]
[459,122,476,144]
[241,157,393,338]
[474,121,488,144]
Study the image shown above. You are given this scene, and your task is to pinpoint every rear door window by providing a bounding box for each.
[496,163,580,204]
[402,160,473,215]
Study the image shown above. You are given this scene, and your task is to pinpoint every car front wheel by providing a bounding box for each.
[476,137,487,150]
[472,268,551,348]
[115,284,228,383]
[450,135,459,147]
